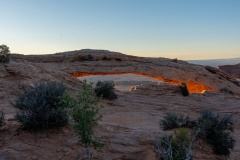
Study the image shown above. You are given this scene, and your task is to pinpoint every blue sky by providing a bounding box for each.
[0,0,240,60]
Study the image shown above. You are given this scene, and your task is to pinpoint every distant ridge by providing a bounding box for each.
[187,57,240,67]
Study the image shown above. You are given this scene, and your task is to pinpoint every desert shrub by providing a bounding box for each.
[160,112,195,130]
[197,109,235,156]
[0,45,10,63]
[172,58,178,62]
[180,83,189,96]
[62,80,104,154]
[0,111,5,128]
[220,87,233,94]
[95,81,117,100]
[15,81,68,131]
[155,128,199,160]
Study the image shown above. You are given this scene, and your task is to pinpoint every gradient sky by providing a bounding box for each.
[0,0,240,60]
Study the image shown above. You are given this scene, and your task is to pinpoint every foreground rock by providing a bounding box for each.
[1,83,240,160]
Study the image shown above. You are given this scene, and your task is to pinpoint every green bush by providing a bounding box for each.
[0,45,10,63]
[15,81,68,131]
[180,83,189,96]
[95,81,117,100]
[0,111,5,128]
[155,128,199,160]
[160,112,195,130]
[159,110,235,157]
[62,80,104,151]
[197,109,235,156]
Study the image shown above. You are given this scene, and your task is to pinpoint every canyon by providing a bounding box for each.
[0,49,240,160]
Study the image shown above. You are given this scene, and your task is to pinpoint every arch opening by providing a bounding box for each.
[71,72,212,93]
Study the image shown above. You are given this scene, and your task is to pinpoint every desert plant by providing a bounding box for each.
[155,128,199,160]
[220,87,233,94]
[95,81,117,100]
[197,109,235,156]
[180,83,189,96]
[15,81,68,131]
[62,80,103,158]
[0,45,10,63]
[0,111,5,128]
[160,112,195,130]
[172,58,178,62]
[176,128,188,141]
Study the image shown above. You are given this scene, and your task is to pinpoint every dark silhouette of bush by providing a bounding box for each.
[95,81,117,100]
[220,87,233,94]
[160,112,195,130]
[15,81,68,131]
[180,83,189,96]
[0,45,10,63]
[0,111,5,128]
[172,58,178,62]
[197,109,235,156]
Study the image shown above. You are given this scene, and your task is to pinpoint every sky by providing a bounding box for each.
[0,0,240,60]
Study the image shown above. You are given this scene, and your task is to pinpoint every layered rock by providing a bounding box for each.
[0,61,82,117]
[11,49,240,94]
[1,50,240,159]
[219,63,240,79]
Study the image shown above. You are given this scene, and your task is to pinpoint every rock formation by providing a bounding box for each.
[0,49,240,159]
[219,63,240,79]
[11,49,240,94]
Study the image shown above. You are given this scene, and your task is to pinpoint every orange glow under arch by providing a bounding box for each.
[71,72,212,93]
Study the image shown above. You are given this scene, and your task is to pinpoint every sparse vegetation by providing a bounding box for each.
[95,81,117,100]
[0,45,10,63]
[220,87,233,94]
[0,111,5,128]
[180,83,189,96]
[160,112,195,130]
[155,128,199,160]
[62,80,104,158]
[172,58,178,62]
[15,81,68,131]
[158,110,235,158]
[197,109,235,156]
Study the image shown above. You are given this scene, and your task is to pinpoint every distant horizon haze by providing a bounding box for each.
[1,0,240,60]
[10,48,240,61]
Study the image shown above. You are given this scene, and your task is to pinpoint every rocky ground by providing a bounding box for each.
[1,83,240,160]
[1,50,240,159]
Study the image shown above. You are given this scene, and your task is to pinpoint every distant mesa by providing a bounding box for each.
[219,63,240,79]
